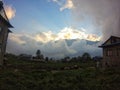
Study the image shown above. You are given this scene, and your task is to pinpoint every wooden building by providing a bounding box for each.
[0,1,13,65]
[99,36,120,67]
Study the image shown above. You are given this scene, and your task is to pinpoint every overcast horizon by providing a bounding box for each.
[2,0,120,58]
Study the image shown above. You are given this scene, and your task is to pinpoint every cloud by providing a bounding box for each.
[56,27,87,40]
[87,34,101,41]
[4,5,16,19]
[9,34,26,44]
[72,0,120,41]
[56,27,101,41]
[50,0,74,11]
[8,27,101,44]
[7,27,102,58]
[60,0,74,11]
[7,33,43,55]
[29,27,101,43]
[34,31,57,43]
[69,39,102,57]
[51,0,62,5]
[40,40,76,58]
[7,33,76,58]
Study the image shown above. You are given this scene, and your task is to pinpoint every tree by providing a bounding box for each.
[82,52,91,61]
[40,54,44,59]
[36,49,44,60]
[36,50,41,59]
[45,57,49,61]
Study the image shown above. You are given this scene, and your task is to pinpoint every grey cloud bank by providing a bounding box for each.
[72,0,120,41]
[7,33,102,59]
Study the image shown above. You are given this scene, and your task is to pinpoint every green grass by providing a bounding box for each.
[0,57,120,90]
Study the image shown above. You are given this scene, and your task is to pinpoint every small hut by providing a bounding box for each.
[99,36,120,67]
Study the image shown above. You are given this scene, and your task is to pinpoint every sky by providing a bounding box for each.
[2,0,120,58]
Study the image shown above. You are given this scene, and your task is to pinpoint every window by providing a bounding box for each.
[106,49,113,56]
[117,48,120,56]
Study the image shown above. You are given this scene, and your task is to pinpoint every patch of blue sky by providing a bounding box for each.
[4,0,71,33]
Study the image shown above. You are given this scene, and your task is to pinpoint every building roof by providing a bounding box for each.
[0,15,13,28]
[8,29,12,33]
[99,36,120,48]
[0,1,13,28]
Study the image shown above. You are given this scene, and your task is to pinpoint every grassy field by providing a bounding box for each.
[0,56,120,90]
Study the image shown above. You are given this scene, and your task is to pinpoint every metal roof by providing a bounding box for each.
[0,14,13,28]
[99,36,120,48]
[99,42,120,48]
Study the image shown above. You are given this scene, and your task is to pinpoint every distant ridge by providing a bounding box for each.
[64,39,99,46]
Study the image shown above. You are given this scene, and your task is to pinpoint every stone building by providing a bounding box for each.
[0,1,13,65]
[99,36,120,67]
